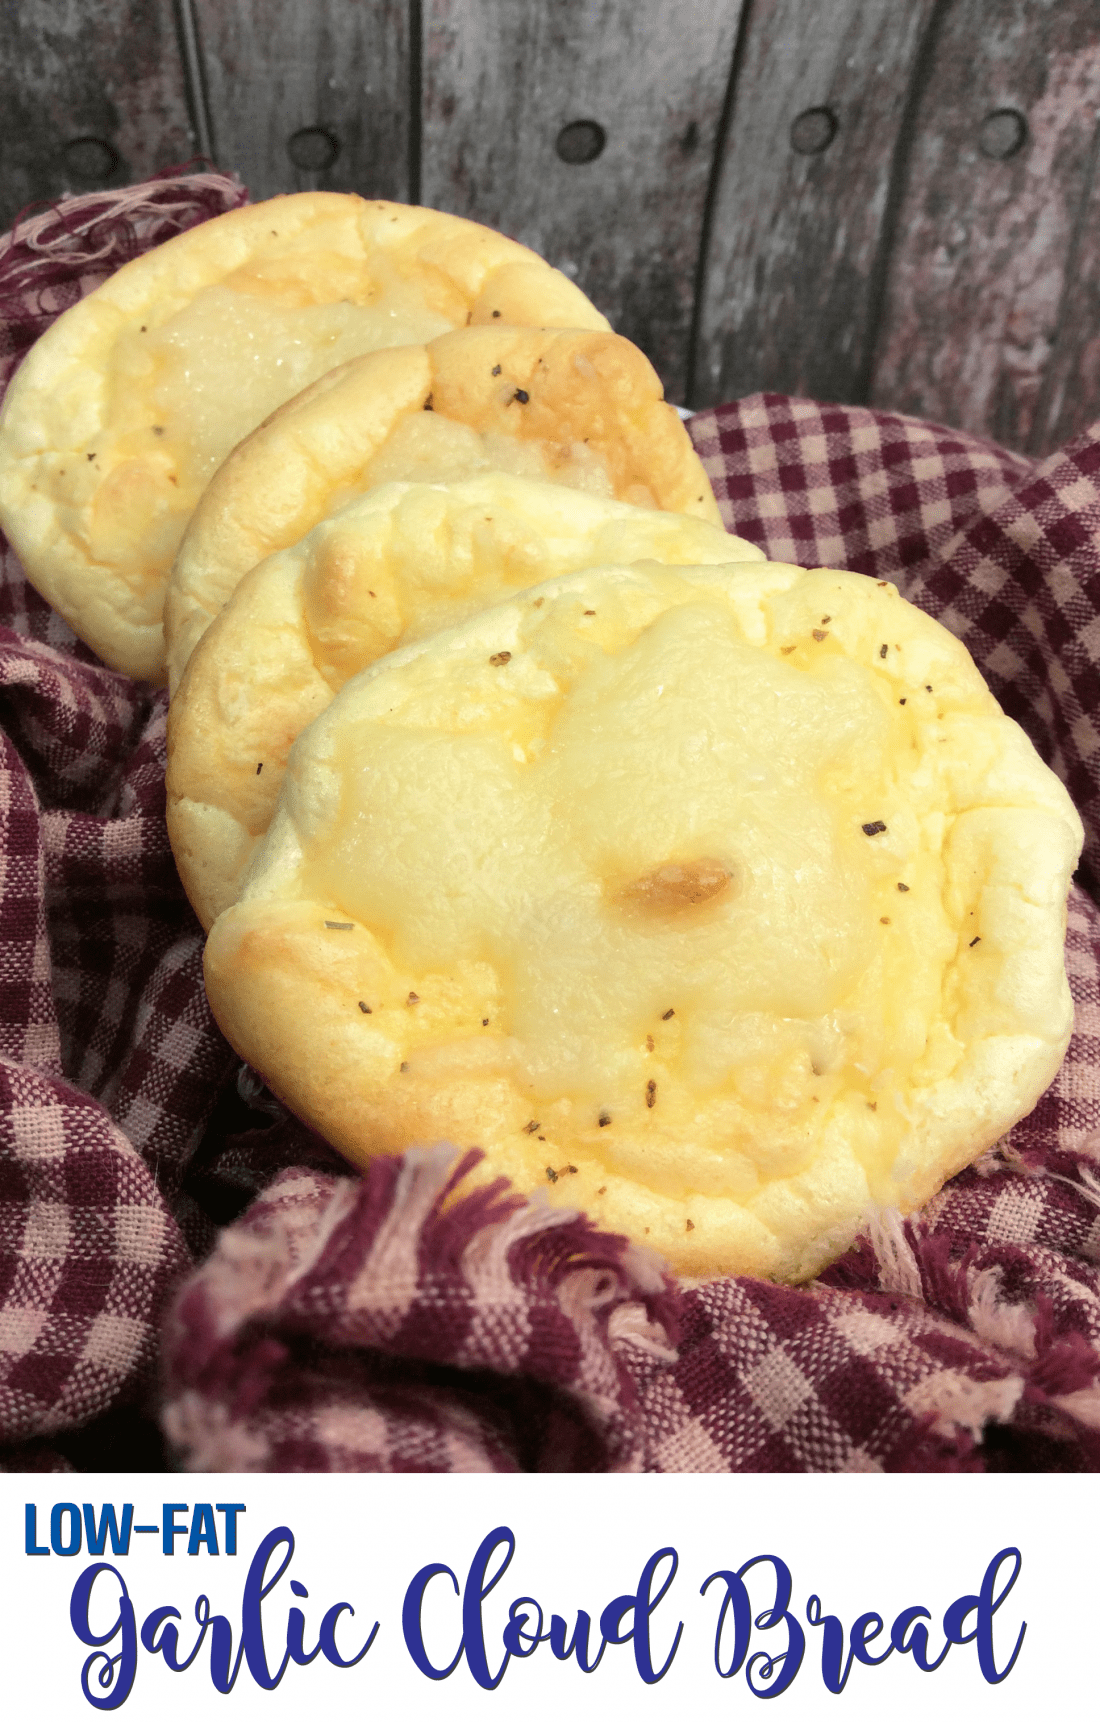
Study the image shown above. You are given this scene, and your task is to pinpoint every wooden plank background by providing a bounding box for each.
[420,0,744,404]
[188,0,412,204]
[870,0,1100,454]
[690,0,943,410]
[2,0,1099,454]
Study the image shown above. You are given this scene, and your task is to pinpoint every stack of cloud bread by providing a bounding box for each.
[0,193,1084,1283]
[0,193,621,683]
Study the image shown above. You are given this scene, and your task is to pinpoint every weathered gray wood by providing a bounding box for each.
[420,0,744,405]
[692,0,941,411]
[870,0,1100,456]
[0,0,194,230]
[1038,125,1100,455]
[189,0,411,204]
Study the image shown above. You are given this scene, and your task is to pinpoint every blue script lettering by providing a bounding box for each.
[704,1548,1025,1695]
[70,1525,377,1704]
[806,1597,892,1692]
[501,1599,607,1671]
[70,1564,137,1711]
[942,1547,1026,1683]
[598,1547,683,1684]
[403,1529,682,1688]
[702,1555,805,1697]
[403,1526,513,1688]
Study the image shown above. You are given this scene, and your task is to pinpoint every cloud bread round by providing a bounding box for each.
[0,193,609,682]
[202,562,1083,1281]
[167,473,763,929]
[163,325,723,692]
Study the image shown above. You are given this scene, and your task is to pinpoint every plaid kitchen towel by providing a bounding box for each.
[3,174,1100,1472]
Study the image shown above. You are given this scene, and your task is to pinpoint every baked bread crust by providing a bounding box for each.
[202,560,1083,1280]
[0,194,609,682]
[167,473,762,927]
[163,324,723,691]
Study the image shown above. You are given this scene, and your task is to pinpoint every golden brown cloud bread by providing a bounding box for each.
[163,325,722,691]
[167,473,762,929]
[203,563,1083,1281]
[0,194,609,683]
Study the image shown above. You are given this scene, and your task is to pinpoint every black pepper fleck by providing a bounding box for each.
[662,1008,675,1020]
[970,936,981,947]
[406,992,419,1005]
[523,1120,540,1133]
[513,388,530,404]
[598,1112,611,1127]
[482,1018,490,1026]
[645,1080,657,1108]
[812,628,828,641]
[358,1001,371,1013]
[879,643,888,658]
[489,650,512,666]
[423,393,434,411]
[862,821,887,836]
[686,1219,694,1232]
[256,762,263,775]
[491,364,501,376]
[897,882,910,892]
[546,1166,558,1183]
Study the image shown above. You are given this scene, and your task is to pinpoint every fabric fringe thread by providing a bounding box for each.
[163,1147,679,1470]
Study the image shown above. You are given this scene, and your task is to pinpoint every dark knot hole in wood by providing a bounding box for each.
[790,107,838,156]
[62,137,120,184]
[555,120,606,166]
[978,108,1028,161]
[287,127,341,172]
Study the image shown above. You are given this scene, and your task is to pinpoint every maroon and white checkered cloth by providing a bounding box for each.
[3,175,1100,1473]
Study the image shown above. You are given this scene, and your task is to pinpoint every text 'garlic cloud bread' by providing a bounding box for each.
[167,473,763,928]
[0,194,609,683]
[202,562,1083,1282]
[163,324,723,691]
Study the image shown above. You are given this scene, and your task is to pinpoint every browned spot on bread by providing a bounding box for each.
[619,858,734,912]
